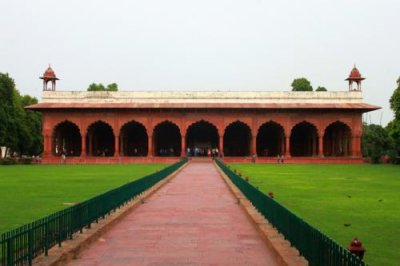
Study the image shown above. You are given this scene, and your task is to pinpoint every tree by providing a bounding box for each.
[389,76,400,119]
[291,78,313,91]
[19,95,42,155]
[362,124,393,163]
[87,83,106,91]
[106,83,118,91]
[87,83,118,91]
[0,73,42,158]
[386,119,400,159]
[316,86,327,91]
[0,73,20,155]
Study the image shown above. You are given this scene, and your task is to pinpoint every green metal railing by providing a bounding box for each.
[215,159,366,266]
[0,158,187,266]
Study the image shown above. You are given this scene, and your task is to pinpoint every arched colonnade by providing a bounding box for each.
[50,119,357,158]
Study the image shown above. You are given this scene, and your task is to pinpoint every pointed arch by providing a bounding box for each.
[290,121,318,157]
[120,121,148,156]
[86,120,115,157]
[224,121,252,156]
[52,120,81,156]
[153,120,181,156]
[185,120,219,156]
[323,121,352,157]
[256,121,285,157]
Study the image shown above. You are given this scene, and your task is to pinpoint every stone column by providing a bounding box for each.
[114,135,119,157]
[43,134,51,157]
[88,134,93,156]
[318,135,324,157]
[250,135,257,156]
[148,135,153,157]
[285,136,290,157]
[352,134,361,157]
[81,135,86,157]
[312,134,317,156]
[219,135,224,155]
[181,135,186,157]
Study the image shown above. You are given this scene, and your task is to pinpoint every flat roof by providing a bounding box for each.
[26,90,380,111]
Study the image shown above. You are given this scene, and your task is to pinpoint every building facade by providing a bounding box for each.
[28,67,379,163]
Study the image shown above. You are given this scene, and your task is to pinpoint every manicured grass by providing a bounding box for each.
[0,164,166,234]
[231,163,400,266]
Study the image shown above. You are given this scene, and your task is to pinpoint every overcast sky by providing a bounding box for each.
[1,0,399,125]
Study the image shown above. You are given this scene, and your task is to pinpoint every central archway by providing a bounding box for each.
[153,121,181,156]
[52,121,81,156]
[86,121,115,157]
[120,121,148,156]
[186,120,219,156]
[223,121,251,156]
[290,121,318,157]
[256,121,285,157]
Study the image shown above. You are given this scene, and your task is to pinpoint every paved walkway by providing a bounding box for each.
[69,162,279,266]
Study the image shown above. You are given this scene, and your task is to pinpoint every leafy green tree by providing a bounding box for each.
[87,83,118,91]
[0,73,42,158]
[20,95,42,155]
[386,119,400,159]
[389,77,400,119]
[87,83,106,91]
[106,83,118,91]
[0,73,20,156]
[316,86,327,91]
[362,124,393,163]
[291,78,313,91]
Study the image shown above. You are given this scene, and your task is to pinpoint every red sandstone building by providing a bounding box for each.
[28,66,379,163]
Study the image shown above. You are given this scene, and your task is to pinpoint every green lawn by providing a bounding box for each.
[231,163,400,265]
[0,164,166,234]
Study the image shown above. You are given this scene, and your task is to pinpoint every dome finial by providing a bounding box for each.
[40,65,59,91]
[345,65,365,91]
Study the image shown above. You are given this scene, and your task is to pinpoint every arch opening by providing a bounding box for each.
[52,121,81,156]
[120,121,148,156]
[223,121,251,157]
[323,122,352,157]
[153,121,181,156]
[86,121,115,157]
[186,120,219,156]
[290,122,318,157]
[256,122,285,157]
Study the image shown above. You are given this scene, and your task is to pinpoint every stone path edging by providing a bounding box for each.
[33,162,188,266]
[214,161,308,266]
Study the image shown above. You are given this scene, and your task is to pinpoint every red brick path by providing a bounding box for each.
[69,162,279,265]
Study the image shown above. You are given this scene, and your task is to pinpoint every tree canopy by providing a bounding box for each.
[0,73,42,158]
[362,123,393,163]
[87,83,118,91]
[389,77,400,119]
[386,76,400,159]
[291,78,313,91]
[316,86,327,91]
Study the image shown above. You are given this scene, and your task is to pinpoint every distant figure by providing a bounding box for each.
[61,153,66,164]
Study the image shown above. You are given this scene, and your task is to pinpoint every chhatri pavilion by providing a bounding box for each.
[28,66,379,163]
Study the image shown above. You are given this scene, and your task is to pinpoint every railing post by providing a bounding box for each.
[44,220,49,256]
[28,229,33,266]
[7,238,13,266]
[58,215,62,247]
